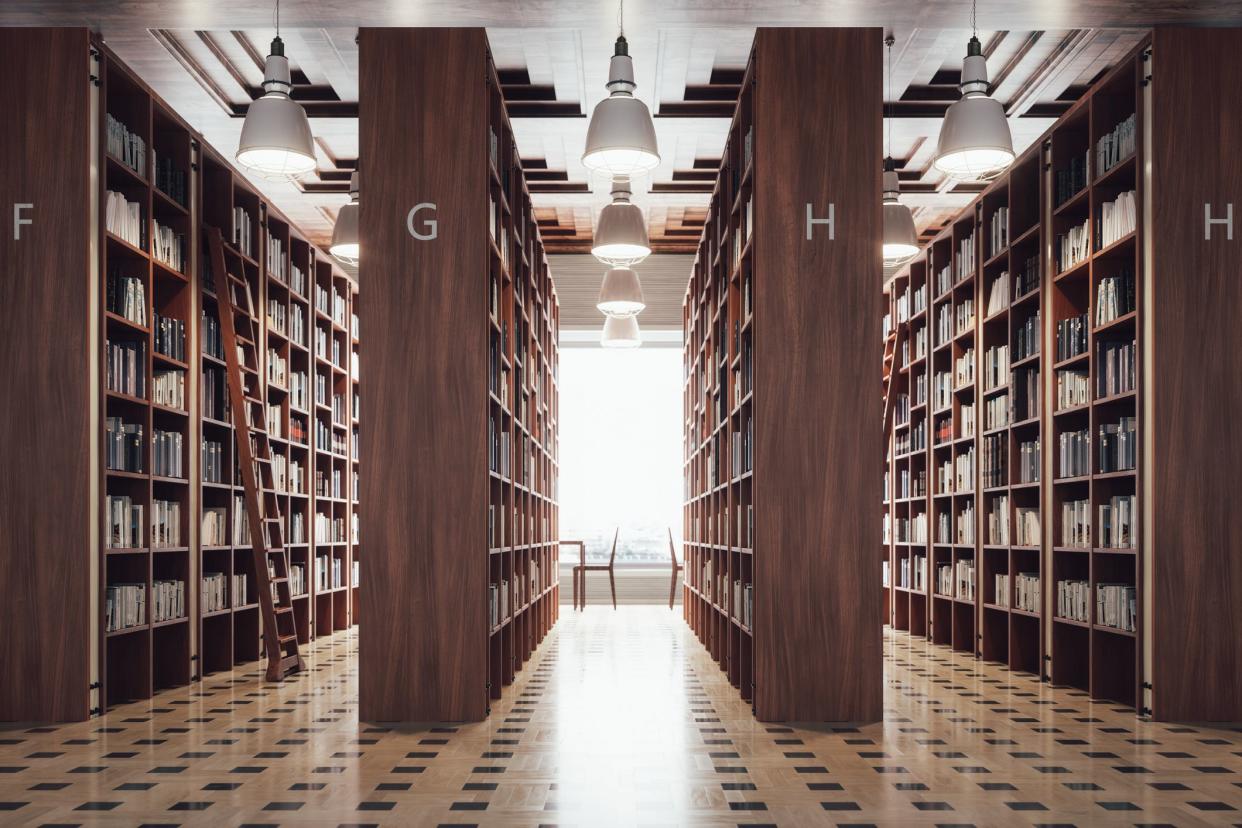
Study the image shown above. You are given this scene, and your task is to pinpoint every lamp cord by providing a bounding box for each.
[274,0,280,37]
[618,0,624,37]
[970,0,977,38]
[886,35,893,158]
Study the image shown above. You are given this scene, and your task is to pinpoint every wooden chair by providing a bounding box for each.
[560,540,585,610]
[572,528,619,610]
[668,528,683,609]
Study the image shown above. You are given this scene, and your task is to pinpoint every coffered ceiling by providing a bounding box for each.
[4,2,1237,328]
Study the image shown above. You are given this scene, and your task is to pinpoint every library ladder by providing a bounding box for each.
[207,228,306,682]
[881,322,906,436]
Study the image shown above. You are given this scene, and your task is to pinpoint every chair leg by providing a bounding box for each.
[608,567,617,609]
[669,566,677,610]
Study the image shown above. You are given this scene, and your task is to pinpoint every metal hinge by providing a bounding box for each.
[90,706,102,716]
[89,681,101,690]
[1142,681,1153,690]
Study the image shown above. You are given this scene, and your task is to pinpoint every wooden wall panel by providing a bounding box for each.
[753,28,883,722]
[358,28,490,722]
[0,27,93,722]
[1149,28,1242,723]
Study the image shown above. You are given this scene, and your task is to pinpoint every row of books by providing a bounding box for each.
[1055,151,1089,206]
[1058,428,1090,478]
[106,113,146,175]
[1013,311,1039,362]
[202,507,227,546]
[1097,113,1136,176]
[1056,218,1090,273]
[1098,417,1137,473]
[1013,366,1040,422]
[1055,313,1089,362]
[983,344,1009,391]
[982,433,1007,489]
[1015,506,1040,546]
[106,417,143,472]
[1014,572,1039,612]
[898,554,927,591]
[266,232,288,281]
[1056,368,1089,410]
[153,151,187,207]
[233,207,254,257]
[1099,495,1137,548]
[152,221,185,272]
[986,270,1010,315]
[988,207,1010,258]
[1016,439,1040,484]
[987,494,1009,544]
[152,579,186,623]
[108,332,146,397]
[1096,266,1135,326]
[106,494,144,548]
[153,313,186,361]
[957,502,975,545]
[153,428,184,478]
[106,583,145,631]
[106,190,145,249]
[1097,340,1137,397]
[1061,499,1090,548]
[152,368,185,410]
[151,499,180,547]
[984,393,1009,431]
[956,233,976,281]
[107,271,146,325]
[1098,582,1136,631]
[1097,190,1136,249]
[1057,579,1090,622]
[202,572,250,613]
[1014,254,1039,298]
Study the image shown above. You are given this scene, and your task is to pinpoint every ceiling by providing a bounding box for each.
[5,3,1237,332]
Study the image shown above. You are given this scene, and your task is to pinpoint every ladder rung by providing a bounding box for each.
[278,633,297,644]
[274,605,293,614]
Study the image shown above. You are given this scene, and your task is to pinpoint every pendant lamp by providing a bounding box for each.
[881,36,919,267]
[592,178,651,267]
[596,266,646,317]
[932,2,1014,180]
[582,2,660,178]
[601,313,642,348]
[330,171,359,266]
[236,1,316,178]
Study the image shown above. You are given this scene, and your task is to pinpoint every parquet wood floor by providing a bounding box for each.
[2,607,1240,826]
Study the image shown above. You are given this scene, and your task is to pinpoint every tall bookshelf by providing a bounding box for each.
[682,28,882,722]
[358,27,560,722]
[881,34,1242,720]
[0,31,360,719]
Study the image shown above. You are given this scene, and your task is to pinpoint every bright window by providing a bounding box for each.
[559,345,683,566]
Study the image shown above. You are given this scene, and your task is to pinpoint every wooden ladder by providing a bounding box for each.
[207,228,305,682]
[881,322,906,438]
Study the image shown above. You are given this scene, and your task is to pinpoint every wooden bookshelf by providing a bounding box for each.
[683,28,882,722]
[882,34,1242,720]
[0,31,358,719]
[358,27,560,722]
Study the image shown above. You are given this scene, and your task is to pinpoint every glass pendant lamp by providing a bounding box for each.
[236,1,316,178]
[932,1,1015,180]
[601,313,642,348]
[329,171,360,266]
[596,266,646,317]
[582,2,660,178]
[592,178,651,266]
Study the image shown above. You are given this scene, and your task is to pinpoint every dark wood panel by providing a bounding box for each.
[753,28,883,722]
[357,28,490,723]
[0,27,93,722]
[1149,28,1242,723]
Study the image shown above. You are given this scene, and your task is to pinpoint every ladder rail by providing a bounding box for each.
[207,227,304,682]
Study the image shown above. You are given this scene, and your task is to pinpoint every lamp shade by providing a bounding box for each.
[237,39,316,178]
[601,313,642,348]
[596,266,646,316]
[932,39,1014,180]
[882,164,919,267]
[330,172,360,266]
[592,178,650,267]
[582,37,660,178]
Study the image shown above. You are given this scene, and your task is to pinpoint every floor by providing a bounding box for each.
[2,609,1241,827]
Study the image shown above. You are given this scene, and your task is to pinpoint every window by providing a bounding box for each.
[559,345,683,565]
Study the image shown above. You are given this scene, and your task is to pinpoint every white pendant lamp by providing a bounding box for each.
[236,1,316,178]
[582,2,660,178]
[330,171,359,266]
[592,177,651,267]
[932,2,1014,180]
[883,160,920,267]
[601,313,642,348]
[597,266,646,317]
[881,37,919,267]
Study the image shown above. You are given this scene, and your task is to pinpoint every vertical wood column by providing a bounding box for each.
[1148,28,1242,722]
[753,28,883,722]
[0,28,95,722]
[358,28,490,722]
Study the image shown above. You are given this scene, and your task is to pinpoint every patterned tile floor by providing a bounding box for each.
[1,606,1241,826]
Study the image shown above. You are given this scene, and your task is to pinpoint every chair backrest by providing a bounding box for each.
[608,527,619,566]
[668,527,679,566]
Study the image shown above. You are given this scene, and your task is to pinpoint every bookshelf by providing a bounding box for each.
[0,31,358,719]
[358,28,560,722]
[682,28,882,722]
[882,34,1242,720]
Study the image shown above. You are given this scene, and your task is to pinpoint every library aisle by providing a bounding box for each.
[1,608,1240,826]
